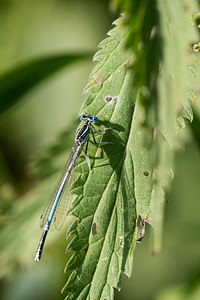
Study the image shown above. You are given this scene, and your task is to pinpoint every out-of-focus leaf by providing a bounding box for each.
[190,110,200,150]
[151,1,198,253]
[29,119,79,179]
[112,0,199,253]
[0,53,92,114]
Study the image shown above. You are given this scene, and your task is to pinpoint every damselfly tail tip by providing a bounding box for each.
[34,252,41,262]
[34,257,39,262]
[34,258,40,262]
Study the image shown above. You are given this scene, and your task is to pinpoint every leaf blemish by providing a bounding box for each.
[105,95,113,102]
[94,73,104,85]
[105,95,118,103]
[143,170,150,177]
[119,235,124,247]
[102,257,108,261]
[91,222,99,236]
[136,215,146,242]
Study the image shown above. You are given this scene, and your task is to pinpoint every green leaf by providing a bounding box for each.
[60,1,200,297]
[62,18,138,299]
[190,109,200,151]
[151,0,198,252]
[0,53,92,115]
[112,0,199,254]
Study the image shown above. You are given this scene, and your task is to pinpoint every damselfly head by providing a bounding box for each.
[80,114,98,123]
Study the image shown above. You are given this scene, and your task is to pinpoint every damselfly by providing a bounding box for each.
[35,114,105,262]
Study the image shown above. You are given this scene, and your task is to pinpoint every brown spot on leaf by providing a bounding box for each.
[135,215,151,242]
[94,73,104,85]
[192,96,197,104]
[91,222,99,236]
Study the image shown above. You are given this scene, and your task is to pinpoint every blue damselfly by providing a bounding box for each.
[35,114,105,262]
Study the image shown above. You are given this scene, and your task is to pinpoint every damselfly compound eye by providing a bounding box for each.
[92,116,98,123]
[80,114,86,121]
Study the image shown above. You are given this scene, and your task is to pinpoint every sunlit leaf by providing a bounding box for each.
[62,17,139,299]
[61,1,200,296]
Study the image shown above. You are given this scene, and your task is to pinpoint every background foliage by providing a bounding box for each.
[0,1,200,300]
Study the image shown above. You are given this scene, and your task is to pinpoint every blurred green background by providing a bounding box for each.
[0,1,200,300]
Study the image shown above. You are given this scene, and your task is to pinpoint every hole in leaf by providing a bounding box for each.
[105,95,113,102]
[143,170,150,177]
[105,95,118,103]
